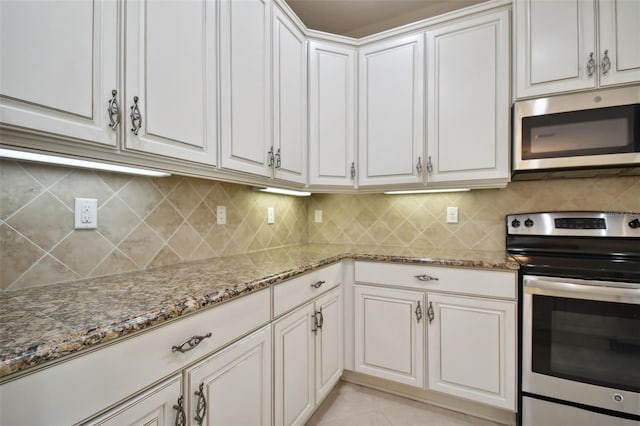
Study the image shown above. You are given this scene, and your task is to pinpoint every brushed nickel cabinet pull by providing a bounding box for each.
[107,89,120,130]
[601,49,611,75]
[427,301,435,324]
[130,96,142,135]
[414,274,438,282]
[310,280,325,289]
[173,395,186,426]
[194,383,207,425]
[415,301,423,323]
[172,332,212,353]
[587,52,596,78]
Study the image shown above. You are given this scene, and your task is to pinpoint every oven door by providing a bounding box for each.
[522,275,640,417]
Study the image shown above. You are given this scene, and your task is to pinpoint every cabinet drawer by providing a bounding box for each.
[0,289,270,426]
[273,262,342,318]
[354,261,516,299]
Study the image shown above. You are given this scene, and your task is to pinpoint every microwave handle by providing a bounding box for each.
[524,276,640,301]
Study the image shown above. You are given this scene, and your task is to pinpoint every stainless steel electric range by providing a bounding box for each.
[506,211,640,426]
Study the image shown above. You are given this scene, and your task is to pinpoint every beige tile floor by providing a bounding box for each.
[306,382,503,426]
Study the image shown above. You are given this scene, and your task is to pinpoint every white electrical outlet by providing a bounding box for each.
[216,206,226,225]
[314,210,323,223]
[446,206,459,224]
[74,198,98,229]
[267,207,275,224]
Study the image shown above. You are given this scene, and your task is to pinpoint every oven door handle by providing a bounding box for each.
[524,276,640,302]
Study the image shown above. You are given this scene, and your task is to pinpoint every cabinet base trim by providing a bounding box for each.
[340,370,516,426]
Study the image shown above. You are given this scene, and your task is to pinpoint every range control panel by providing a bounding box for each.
[507,212,640,237]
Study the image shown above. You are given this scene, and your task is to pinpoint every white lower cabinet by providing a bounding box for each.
[185,325,272,426]
[274,286,343,426]
[426,293,516,410]
[84,376,183,426]
[352,262,517,411]
[353,285,425,388]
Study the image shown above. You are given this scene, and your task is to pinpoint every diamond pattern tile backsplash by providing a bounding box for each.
[0,160,307,290]
[308,176,640,250]
[2,157,639,291]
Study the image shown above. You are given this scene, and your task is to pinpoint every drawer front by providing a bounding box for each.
[354,261,516,299]
[273,262,342,318]
[0,289,270,426]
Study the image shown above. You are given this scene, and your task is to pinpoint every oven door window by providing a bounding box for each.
[521,104,640,160]
[532,295,640,393]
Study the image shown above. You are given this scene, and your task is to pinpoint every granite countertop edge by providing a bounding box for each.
[0,247,518,380]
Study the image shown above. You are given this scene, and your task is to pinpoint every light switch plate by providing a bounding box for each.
[446,206,459,224]
[267,207,275,224]
[216,206,226,225]
[314,210,323,223]
[75,198,98,229]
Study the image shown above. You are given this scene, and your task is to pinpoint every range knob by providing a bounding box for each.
[629,218,640,229]
[511,219,521,228]
[524,218,534,228]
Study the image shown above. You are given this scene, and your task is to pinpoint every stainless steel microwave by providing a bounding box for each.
[513,86,640,174]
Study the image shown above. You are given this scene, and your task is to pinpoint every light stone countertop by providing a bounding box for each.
[0,244,518,379]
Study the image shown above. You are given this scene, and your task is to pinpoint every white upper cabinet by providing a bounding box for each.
[220,0,272,177]
[308,41,357,188]
[515,0,596,98]
[124,0,217,165]
[515,0,640,99]
[598,0,640,87]
[0,0,118,147]
[272,7,308,184]
[425,10,510,186]
[358,34,425,187]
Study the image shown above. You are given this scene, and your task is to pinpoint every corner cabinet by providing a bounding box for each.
[219,0,273,177]
[185,325,272,426]
[272,264,343,426]
[0,0,118,147]
[308,41,358,188]
[272,6,308,185]
[515,0,640,99]
[354,285,425,388]
[358,34,425,187]
[427,294,516,410]
[425,10,510,186]
[123,0,218,165]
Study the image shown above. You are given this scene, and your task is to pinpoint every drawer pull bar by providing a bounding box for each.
[414,274,438,282]
[173,395,187,426]
[172,332,212,353]
[194,383,207,425]
[310,280,325,289]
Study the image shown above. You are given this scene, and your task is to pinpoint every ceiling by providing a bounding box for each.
[284,0,489,38]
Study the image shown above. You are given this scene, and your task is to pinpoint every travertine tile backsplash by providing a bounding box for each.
[0,160,307,290]
[308,176,640,250]
[1,157,638,291]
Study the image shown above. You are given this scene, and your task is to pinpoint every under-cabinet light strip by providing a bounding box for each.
[252,187,312,197]
[0,149,171,177]
[383,188,471,195]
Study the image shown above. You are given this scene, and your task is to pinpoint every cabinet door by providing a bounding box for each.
[185,326,272,426]
[598,0,640,87]
[0,0,117,147]
[124,0,217,165]
[354,285,424,388]
[427,294,516,410]
[308,41,357,188]
[315,287,344,403]
[273,7,307,184]
[220,0,272,177]
[85,376,183,426]
[426,10,510,185]
[515,0,596,98]
[274,302,316,426]
[358,34,425,186]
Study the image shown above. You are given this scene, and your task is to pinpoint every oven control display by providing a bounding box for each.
[554,218,606,229]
